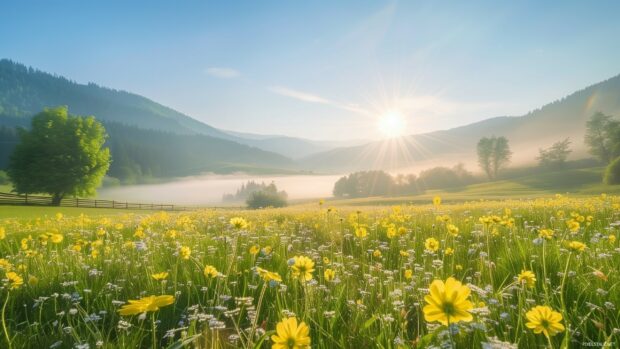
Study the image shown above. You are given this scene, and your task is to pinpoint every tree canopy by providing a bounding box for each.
[8,106,111,204]
[477,136,512,180]
[537,138,572,168]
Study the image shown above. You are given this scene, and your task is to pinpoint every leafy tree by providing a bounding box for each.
[7,106,111,205]
[477,136,512,179]
[477,137,494,179]
[537,138,572,168]
[332,171,394,198]
[246,189,288,209]
[604,156,620,185]
[585,112,619,164]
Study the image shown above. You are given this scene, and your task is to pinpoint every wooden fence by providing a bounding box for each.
[0,192,191,211]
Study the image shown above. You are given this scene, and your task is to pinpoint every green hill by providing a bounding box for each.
[0,59,301,181]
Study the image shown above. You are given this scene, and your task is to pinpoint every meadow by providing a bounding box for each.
[0,195,618,349]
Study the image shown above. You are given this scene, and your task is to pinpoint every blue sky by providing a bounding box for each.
[1,0,619,140]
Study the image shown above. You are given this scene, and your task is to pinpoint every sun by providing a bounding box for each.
[377,111,407,138]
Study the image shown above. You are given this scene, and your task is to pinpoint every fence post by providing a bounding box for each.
[76,198,79,207]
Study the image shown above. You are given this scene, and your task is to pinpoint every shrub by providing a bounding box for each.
[0,170,9,185]
[604,156,620,184]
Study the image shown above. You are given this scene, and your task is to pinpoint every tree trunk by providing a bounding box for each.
[51,193,63,206]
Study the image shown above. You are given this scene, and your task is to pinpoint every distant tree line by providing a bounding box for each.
[584,111,620,184]
[333,164,475,198]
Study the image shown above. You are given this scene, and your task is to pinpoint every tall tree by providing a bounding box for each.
[537,138,572,168]
[8,106,111,205]
[477,137,494,179]
[491,136,512,178]
[585,112,618,164]
[477,136,512,180]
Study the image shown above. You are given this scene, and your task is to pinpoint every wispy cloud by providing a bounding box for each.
[269,85,370,115]
[269,86,330,104]
[205,67,241,79]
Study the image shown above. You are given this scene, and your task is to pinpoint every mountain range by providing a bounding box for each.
[1,58,619,180]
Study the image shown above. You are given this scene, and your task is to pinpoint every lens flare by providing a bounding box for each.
[377,111,407,138]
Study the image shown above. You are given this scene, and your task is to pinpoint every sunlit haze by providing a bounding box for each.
[2,1,620,140]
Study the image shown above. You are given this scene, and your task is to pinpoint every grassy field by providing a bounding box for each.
[328,167,620,206]
[0,195,618,348]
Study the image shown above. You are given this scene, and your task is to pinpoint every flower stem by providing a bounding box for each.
[151,312,157,349]
[2,291,11,349]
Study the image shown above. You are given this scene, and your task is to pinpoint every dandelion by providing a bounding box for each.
[50,233,64,244]
[230,217,248,230]
[249,245,260,255]
[324,269,335,282]
[6,272,24,289]
[151,272,169,281]
[271,317,311,349]
[425,238,440,252]
[433,196,442,206]
[28,275,38,286]
[404,269,413,280]
[444,247,455,256]
[567,241,586,252]
[518,270,536,288]
[179,246,191,260]
[447,224,459,237]
[0,227,5,240]
[354,226,368,239]
[203,265,218,278]
[423,277,473,325]
[118,295,175,316]
[291,256,315,281]
[256,267,282,283]
[525,305,565,337]
[538,229,554,240]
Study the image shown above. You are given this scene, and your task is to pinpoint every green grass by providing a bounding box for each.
[327,167,620,206]
[0,205,157,219]
[0,197,617,348]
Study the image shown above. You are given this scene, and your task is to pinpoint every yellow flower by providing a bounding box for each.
[354,226,368,239]
[609,235,617,244]
[447,224,459,237]
[6,272,24,289]
[567,220,580,232]
[230,217,248,230]
[425,238,440,252]
[386,226,397,239]
[518,270,536,288]
[567,241,586,252]
[322,256,330,265]
[538,229,554,240]
[0,227,5,240]
[324,268,335,282]
[249,245,260,255]
[433,196,441,206]
[525,305,565,337]
[271,317,311,349]
[179,246,191,260]
[256,267,282,283]
[373,249,382,258]
[151,272,169,281]
[444,247,454,256]
[291,256,315,281]
[399,250,410,257]
[404,269,413,280]
[118,295,175,316]
[28,275,38,286]
[455,264,463,271]
[203,265,219,278]
[423,277,473,325]
[50,233,64,244]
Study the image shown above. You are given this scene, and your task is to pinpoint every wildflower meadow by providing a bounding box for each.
[0,194,619,348]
